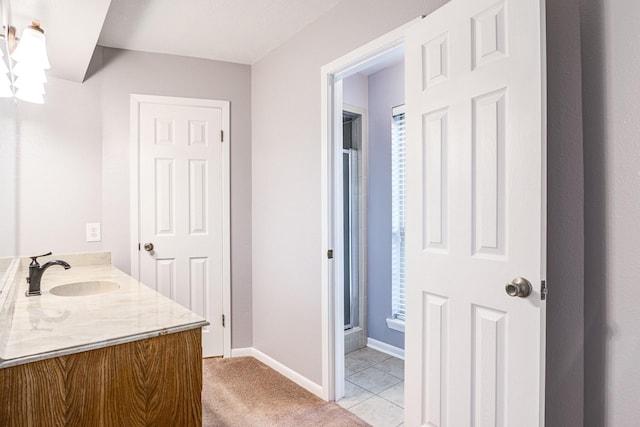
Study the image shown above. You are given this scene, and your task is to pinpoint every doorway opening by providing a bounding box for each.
[320,19,417,409]
[339,61,406,425]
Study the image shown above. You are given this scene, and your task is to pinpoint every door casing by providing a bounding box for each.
[320,19,419,402]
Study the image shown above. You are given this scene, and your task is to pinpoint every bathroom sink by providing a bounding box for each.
[49,281,120,297]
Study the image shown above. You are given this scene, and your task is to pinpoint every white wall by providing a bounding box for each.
[2,47,254,348]
[251,0,447,386]
[13,75,103,257]
[582,1,640,425]
[1,100,19,256]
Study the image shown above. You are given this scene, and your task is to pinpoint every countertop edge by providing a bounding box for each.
[0,320,210,369]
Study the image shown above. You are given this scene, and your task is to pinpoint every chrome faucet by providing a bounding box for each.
[26,252,71,297]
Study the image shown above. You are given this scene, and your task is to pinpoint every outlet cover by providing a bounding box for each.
[86,223,101,242]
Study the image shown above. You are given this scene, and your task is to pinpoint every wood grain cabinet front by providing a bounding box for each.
[0,328,202,427]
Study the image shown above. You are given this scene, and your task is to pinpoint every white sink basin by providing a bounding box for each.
[50,281,120,297]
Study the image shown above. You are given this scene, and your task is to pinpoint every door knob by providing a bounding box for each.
[505,277,532,298]
[143,242,154,252]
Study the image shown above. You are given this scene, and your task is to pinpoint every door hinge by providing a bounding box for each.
[327,249,334,259]
[220,130,224,142]
[541,280,547,300]
[222,314,225,327]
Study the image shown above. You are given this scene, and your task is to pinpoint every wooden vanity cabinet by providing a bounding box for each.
[0,328,202,426]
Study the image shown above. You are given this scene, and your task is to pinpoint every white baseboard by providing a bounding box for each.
[367,337,405,360]
[230,347,254,357]
[229,347,323,398]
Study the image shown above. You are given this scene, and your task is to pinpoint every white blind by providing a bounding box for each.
[391,105,406,321]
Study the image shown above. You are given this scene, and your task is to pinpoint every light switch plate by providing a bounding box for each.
[86,223,101,242]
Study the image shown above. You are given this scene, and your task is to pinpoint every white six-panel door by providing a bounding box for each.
[404,0,546,425]
[133,96,230,357]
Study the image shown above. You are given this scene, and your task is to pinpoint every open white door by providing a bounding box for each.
[404,0,546,425]
[131,95,231,358]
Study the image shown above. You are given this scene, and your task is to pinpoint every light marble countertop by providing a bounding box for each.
[0,252,208,368]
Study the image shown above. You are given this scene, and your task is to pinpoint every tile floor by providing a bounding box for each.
[338,347,404,427]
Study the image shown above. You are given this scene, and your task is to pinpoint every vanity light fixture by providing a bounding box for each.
[1,20,50,104]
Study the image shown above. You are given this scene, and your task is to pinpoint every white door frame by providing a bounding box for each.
[320,19,419,401]
[130,94,231,358]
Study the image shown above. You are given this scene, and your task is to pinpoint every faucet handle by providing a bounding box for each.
[29,252,52,267]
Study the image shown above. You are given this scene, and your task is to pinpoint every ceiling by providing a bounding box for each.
[4,0,343,82]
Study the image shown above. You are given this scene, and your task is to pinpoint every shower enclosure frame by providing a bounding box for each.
[342,105,368,354]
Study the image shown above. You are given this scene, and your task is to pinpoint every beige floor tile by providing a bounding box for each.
[373,357,405,379]
[338,381,374,409]
[378,381,404,408]
[345,355,372,376]
[348,367,402,394]
[348,395,404,427]
[347,347,392,366]
[344,348,406,425]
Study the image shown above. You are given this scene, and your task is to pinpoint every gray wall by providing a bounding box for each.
[8,0,634,421]
[366,61,405,350]
[96,48,253,348]
[2,47,253,349]
[545,0,584,424]
[251,0,448,385]
[252,0,586,420]
[581,1,640,425]
[343,73,368,109]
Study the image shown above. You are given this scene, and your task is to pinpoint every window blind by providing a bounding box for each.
[391,105,406,321]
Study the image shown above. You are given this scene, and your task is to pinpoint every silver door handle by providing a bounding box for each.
[505,277,532,298]
[143,242,154,252]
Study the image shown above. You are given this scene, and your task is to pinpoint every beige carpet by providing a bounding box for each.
[202,357,370,427]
